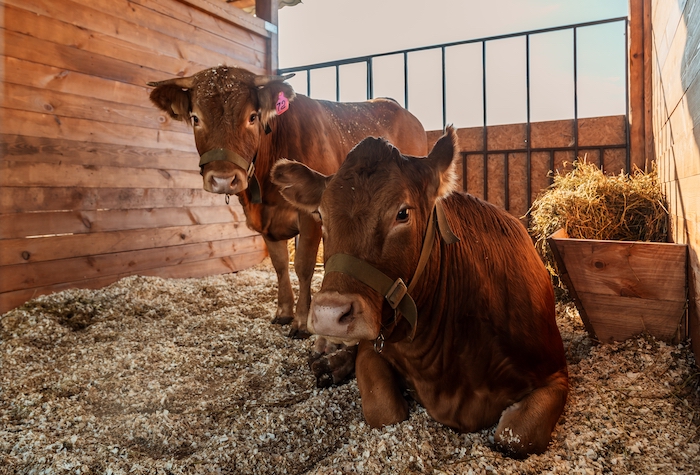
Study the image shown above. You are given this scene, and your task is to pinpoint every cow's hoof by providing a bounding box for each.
[288,327,311,339]
[271,315,294,325]
[308,344,357,388]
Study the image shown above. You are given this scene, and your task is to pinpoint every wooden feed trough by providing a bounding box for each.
[548,229,688,343]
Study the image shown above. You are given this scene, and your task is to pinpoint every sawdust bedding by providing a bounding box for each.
[2,258,699,475]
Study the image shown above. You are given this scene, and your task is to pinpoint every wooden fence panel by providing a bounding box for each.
[0,0,271,314]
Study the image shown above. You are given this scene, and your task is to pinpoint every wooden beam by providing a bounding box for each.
[256,0,279,73]
[629,0,648,171]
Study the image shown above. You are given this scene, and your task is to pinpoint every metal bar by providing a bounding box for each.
[278,17,627,74]
[573,27,579,163]
[458,144,627,156]
[549,151,555,185]
[624,19,631,173]
[367,58,374,100]
[335,64,340,102]
[482,40,488,202]
[442,46,447,130]
[525,34,532,212]
[404,51,409,109]
[306,69,311,96]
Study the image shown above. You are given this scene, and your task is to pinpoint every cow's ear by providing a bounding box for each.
[148,77,194,121]
[271,159,330,213]
[255,74,296,127]
[427,125,459,198]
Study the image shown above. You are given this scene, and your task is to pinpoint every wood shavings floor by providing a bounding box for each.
[1,259,699,474]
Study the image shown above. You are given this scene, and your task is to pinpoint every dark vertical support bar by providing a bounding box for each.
[404,52,409,109]
[624,19,631,173]
[367,58,374,100]
[482,40,488,202]
[441,46,447,130]
[573,27,579,163]
[549,151,555,185]
[525,34,532,212]
[306,68,311,97]
[335,65,340,102]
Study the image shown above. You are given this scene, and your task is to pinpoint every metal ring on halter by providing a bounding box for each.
[374,332,385,354]
[225,194,230,205]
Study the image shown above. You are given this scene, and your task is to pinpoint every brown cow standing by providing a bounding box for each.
[271,127,568,457]
[148,66,427,340]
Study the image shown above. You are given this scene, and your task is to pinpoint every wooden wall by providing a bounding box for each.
[427,115,628,220]
[0,0,275,314]
[649,0,700,358]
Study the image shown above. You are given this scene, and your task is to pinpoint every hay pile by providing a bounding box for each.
[528,161,668,281]
[1,260,699,474]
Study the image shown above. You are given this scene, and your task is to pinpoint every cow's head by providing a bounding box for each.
[148,66,295,197]
[271,127,458,342]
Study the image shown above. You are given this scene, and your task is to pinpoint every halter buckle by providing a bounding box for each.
[385,278,407,310]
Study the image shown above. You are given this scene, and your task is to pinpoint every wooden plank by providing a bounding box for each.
[2,83,189,134]
[165,0,270,39]
[0,186,221,214]
[530,119,573,149]
[549,237,687,302]
[3,4,207,79]
[5,0,255,75]
[0,109,195,151]
[3,29,179,88]
[0,235,265,293]
[577,292,686,343]
[0,135,197,171]
[69,0,267,65]
[629,0,647,172]
[0,161,200,191]
[487,153,506,209]
[256,0,278,73]
[487,123,527,151]
[507,152,528,218]
[0,222,257,266]
[0,248,268,314]
[0,205,244,239]
[577,116,627,147]
[3,56,152,109]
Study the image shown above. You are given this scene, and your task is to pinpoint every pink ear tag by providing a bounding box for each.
[276,91,289,115]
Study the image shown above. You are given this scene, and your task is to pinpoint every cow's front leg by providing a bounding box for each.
[356,341,408,427]
[289,213,322,338]
[264,236,295,325]
[494,369,569,457]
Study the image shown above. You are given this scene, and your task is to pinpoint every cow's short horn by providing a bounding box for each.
[147,76,195,90]
[253,73,295,87]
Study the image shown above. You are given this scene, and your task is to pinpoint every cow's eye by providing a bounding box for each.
[396,208,409,223]
[249,112,257,124]
[190,114,200,126]
[312,210,322,222]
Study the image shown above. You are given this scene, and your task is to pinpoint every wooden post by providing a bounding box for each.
[628,0,648,171]
[256,0,279,74]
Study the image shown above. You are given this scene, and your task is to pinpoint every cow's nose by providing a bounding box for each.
[209,175,237,194]
[310,293,355,337]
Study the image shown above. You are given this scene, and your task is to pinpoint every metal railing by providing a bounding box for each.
[279,17,630,209]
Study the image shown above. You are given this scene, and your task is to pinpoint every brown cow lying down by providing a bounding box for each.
[148,66,426,342]
[271,127,569,457]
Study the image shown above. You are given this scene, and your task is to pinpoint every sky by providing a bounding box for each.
[277,0,630,130]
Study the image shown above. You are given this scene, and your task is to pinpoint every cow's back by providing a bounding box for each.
[387,191,565,431]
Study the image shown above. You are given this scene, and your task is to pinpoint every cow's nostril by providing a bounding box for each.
[338,305,353,325]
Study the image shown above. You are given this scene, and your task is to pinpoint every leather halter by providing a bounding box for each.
[324,201,459,346]
[198,148,262,204]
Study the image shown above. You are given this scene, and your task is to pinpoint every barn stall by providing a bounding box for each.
[1,0,700,473]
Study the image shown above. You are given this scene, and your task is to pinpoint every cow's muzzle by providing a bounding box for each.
[199,148,262,203]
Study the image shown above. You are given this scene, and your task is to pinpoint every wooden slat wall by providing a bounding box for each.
[650,0,700,359]
[426,115,628,220]
[0,0,271,314]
